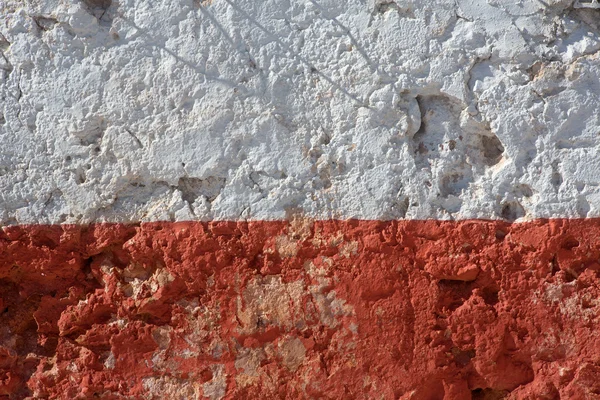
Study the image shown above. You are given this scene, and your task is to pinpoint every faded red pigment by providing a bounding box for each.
[1,219,600,399]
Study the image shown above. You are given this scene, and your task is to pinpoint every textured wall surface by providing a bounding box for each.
[2,220,600,399]
[2,0,600,222]
[2,0,600,399]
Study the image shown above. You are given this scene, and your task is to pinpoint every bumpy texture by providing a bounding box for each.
[2,0,600,222]
[3,1,600,399]
[1,219,600,399]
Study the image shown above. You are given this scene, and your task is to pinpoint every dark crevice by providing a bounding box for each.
[471,388,509,400]
[495,229,507,241]
[481,134,505,166]
[482,286,500,306]
[32,16,58,31]
[562,237,580,250]
[82,0,113,22]
[178,176,226,205]
[500,201,525,222]
[437,280,474,313]
[551,255,560,276]
[551,161,562,191]
[452,347,475,367]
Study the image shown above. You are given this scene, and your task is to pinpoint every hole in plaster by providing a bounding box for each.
[437,280,474,313]
[495,229,507,240]
[471,389,509,400]
[500,201,525,222]
[32,16,58,31]
[563,271,577,283]
[551,172,563,188]
[398,196,410,217]
[82,0,113,22]
[562,237,580,250]
[372,0,415,17]
[482,287,500,306]
[0,34,9,52]
[319,172,332,189]
[551,161,562,190]
[481,135,504,166]
[550,255,560,276]
[83,0,112,11]
[375,1,400,14]
[76,170,87,184]
[178,176,226,204]
[72,117,106,146]
[412,94,475,203]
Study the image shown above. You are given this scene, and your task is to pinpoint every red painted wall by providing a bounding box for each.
[1,219,599,398]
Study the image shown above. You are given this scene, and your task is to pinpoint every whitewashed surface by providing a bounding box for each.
[1,0,600,223]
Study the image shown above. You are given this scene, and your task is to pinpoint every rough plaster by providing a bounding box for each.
[2,0,600,223]
[3,220,600,398]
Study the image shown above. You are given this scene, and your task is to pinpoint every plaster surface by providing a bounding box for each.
[3,2,600,398]
[1,219,600,398]
[2,0,600,223]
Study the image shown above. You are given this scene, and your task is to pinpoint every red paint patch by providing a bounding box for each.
[1,219,600,399]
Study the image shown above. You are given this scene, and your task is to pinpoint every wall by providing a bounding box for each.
[1,0,600,398]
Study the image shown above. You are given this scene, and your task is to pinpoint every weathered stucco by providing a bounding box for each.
[1,220,600,398]
[2,0,600,222]
[2,0,600,399]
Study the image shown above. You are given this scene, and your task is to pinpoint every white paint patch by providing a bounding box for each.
[1,0,600,223]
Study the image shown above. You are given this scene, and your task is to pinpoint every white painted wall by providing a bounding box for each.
[1,0,599,223]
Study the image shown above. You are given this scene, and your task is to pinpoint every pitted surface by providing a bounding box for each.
[1,220,600,398]
[2,1,600,223]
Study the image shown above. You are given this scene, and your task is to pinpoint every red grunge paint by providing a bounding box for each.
[1,219,599,399]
